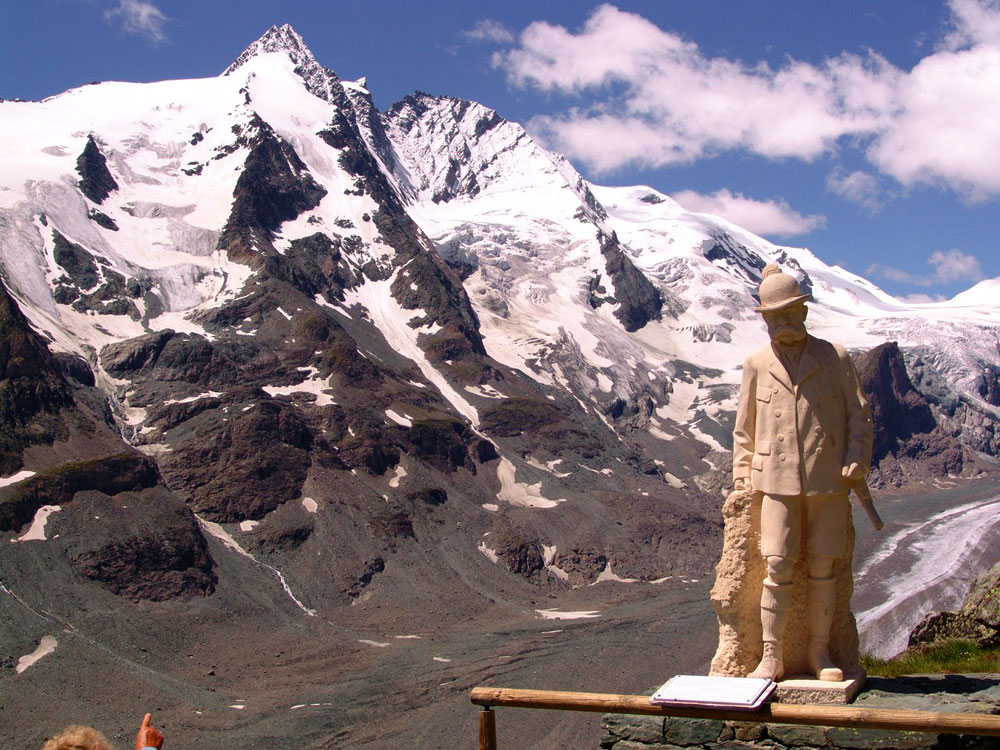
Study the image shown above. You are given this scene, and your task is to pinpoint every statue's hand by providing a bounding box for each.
[734,478,750,491]
[842,462,862,481]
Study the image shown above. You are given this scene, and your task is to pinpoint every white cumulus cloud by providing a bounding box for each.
[826,169,887,212]
[465,20,515,44]
[104,0,169,42]
[671,189,826,239]
[866,248,985,287]
[491,1,1000,201]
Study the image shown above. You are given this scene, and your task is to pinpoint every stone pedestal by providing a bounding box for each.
[774,673,865,704]
[709,489,861,681]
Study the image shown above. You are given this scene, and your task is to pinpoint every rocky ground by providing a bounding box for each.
[2,538,719,749]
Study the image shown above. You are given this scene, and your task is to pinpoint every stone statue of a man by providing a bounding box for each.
[733,264,873,681]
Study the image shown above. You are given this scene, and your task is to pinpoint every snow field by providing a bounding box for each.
[11,506,61,542]
[16,635,58,674]
[495,457,565,509]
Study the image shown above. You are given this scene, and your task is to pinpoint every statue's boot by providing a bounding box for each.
[807,576,844,682]
[748,641,783,681]
[748,580,789,681]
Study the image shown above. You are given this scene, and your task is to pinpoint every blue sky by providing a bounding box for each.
[3,1,999,302]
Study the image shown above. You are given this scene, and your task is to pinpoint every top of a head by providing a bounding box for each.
[754,263,811,313]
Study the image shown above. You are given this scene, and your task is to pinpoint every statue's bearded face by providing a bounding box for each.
[762,302,807,345]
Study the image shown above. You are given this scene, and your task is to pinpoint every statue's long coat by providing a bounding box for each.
[733,335,872,496]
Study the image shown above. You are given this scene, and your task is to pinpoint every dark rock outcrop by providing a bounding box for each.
[405,487,447,506]
[323,92,487,362]
[218,117,327,264]
[0,453,161,532]
[598,231,663,331]
[0,282,74,474]
[68,489,216,601]
[101,330,236,386]
[495,535,545,579]
[909,560,1000,648]
[76,135,118,204]
[368,504,415,549]
[479,398,564,437]
[853,342,973,485]
[248,519,314,554]
[158,399,313,522]
[976,366,1000,406]
[854,342,935,462]
[261,232,357,302]
[704,233,766,284]
[88,208,119,230]
[345,556,385,598]
[406,419,474,472]
[51,231,141,318]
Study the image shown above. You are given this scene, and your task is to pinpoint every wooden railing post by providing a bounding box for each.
[478,706,498,750]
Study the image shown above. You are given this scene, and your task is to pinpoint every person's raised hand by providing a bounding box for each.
[136,713,164,750]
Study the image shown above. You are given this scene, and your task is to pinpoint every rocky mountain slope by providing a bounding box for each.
[909,558,1000,649]
[1,24,999,749]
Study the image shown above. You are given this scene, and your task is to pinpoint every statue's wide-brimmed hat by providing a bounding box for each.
[754,263,812,313]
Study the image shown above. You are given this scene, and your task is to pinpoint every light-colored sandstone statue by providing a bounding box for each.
[727,264,873,683]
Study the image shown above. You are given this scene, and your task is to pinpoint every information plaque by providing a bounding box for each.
[650,675,775,709]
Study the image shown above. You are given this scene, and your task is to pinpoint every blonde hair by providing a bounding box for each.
[42,726,113,750]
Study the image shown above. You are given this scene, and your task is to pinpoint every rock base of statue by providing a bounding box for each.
[774,673,866,704]
[708,489,862,682]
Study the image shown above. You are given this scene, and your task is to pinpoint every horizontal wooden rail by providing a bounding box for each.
[470,686,1000,747]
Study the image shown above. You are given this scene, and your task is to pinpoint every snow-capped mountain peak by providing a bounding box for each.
[224,24,341,103]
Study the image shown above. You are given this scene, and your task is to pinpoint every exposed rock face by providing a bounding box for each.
[853,342,974,486]
[909,560,1000,648]
[481,525,547,579]
[1,453,215,602]
[158,399,313,522]
[219,118,328,265]
[598,231,663,332]
[964,561,1000,630]
[68,489,216,601]
[51,231,142,318]
[406,419,475,472]
[101,329,236,386]
[709,489,860,679]
[75,134,118,204]
[225,23,342,103]
[0,282,73,474]
[0,453,161,532]
[0,278,217,603]
[976,366,1000,406]
[325,93,487,363]
[703,234,766,283]
[854,342,935,462]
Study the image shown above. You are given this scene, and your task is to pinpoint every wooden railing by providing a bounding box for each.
[470,686,1000,750]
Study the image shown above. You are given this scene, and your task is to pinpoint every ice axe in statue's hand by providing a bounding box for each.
[843,463,882,531]
[851,478,883,531]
